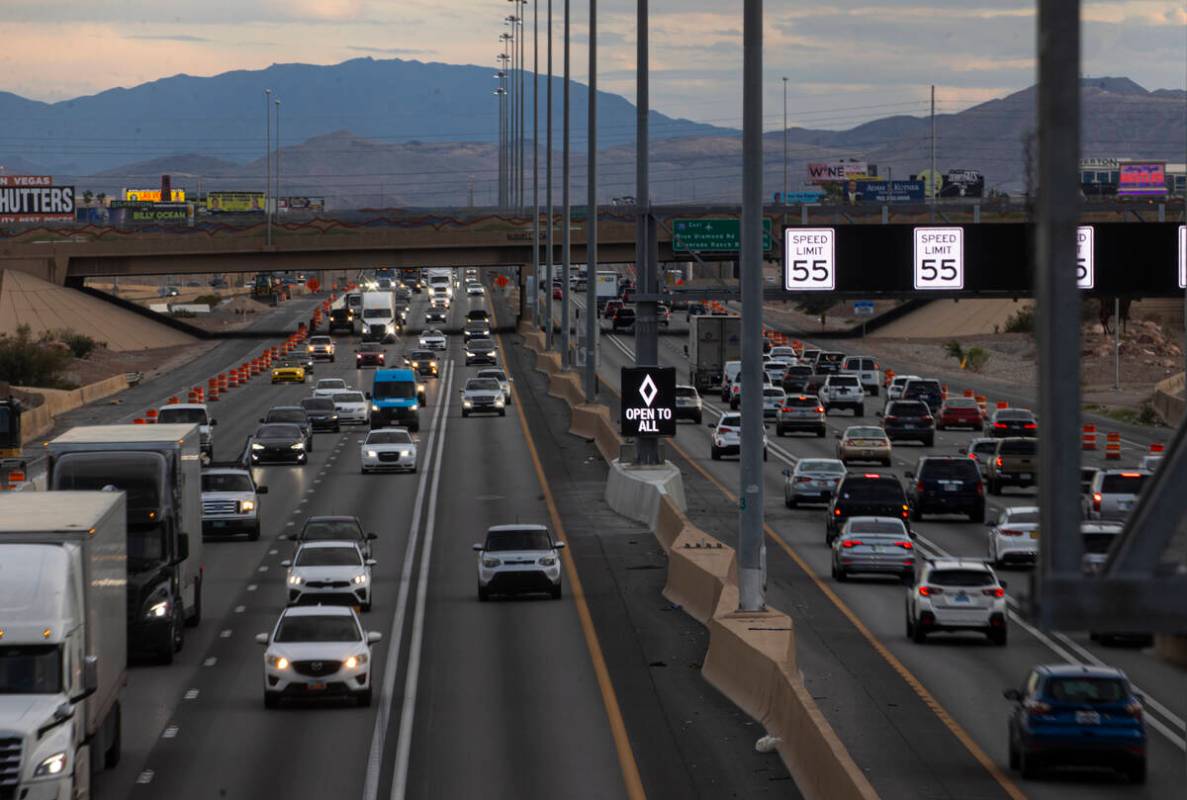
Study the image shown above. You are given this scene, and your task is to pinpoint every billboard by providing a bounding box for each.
[123,188,186,202]
[807,161,868,184]
[1118,162,1167,197]
[0,182,75,223]
[939,169,985,198]
[108,202,190,225]
[206,191,265,212]
[0,175,52,188]
[278,196,325,212]
[855,180,926,203]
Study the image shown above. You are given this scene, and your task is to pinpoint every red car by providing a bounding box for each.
[553,286,563,300]
[603,299,623,320]
[354,344,386,368]
[937,397,983,430]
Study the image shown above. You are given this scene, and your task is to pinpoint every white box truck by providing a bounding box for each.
[46,424,203,664]
[360,291,398,343]
[0,492,127,799]
[595,270,619,310]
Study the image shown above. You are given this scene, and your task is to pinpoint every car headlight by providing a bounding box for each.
[290,442,305,450]
[538,556,557,566]
[268,655,290,670]
[463,400,473,408]
[400,449,412,457]
[352,574,368,584]
[239,500,256,513]
[251,443,265,450]
[366,449,377,458]
[410,404,418,411]
[482,556,501,568]
[344,653,368,669]
[371,404,381,411]
[33,751,67,778]
[288,575,302,585]
[495,399,505,407]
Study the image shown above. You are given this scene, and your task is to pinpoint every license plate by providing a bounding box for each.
[211,521,226,528]
[1029,531,1040,540]
[944,484,959,492]
[953,593,971,604]
[1119,501,1132,510]
[307,682,327,691]
[1020,473,1032,480]
[1076,710,1101,725]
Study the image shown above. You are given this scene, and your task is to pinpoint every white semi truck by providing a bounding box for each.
[360,291,398,343]
[47,424,203,664]
[0,492,127,799]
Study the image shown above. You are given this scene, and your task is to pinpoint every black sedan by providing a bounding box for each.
[465,338,498,366]
[299,397,341,433]
[405,349,440,378]
[354,343,386,368]
[248,424,309,465]
[985,407,1038,437]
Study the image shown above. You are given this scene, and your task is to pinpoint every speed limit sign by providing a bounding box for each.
[1076,226,1094,289]
[913,227,964,290]
[783,228,836,291]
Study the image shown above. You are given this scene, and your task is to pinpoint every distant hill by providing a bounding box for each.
[0,57,735,175]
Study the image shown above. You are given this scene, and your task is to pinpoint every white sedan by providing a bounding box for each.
[418,329,447,350]
[709,412,768,461]
[360,427,418,473]
[312,378,349,398]
[256,606,382,708]
[282,541,375,611]
[466,283,485,297]
[330,390,369,425]
[986,505,1039,568]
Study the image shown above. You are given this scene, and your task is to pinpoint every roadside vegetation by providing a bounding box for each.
[0,325,76,387]
[943,340,991,373]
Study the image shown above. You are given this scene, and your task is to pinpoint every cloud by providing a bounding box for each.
[127,34,210,42]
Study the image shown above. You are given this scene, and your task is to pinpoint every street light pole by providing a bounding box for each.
[545,0,554,348]
[584,0,598,402]
[532,0,540,322]
[738,0,766,611]
[782,76,788,206]
[561,0,571,367]
[265,88,272,246]
[519,2,528,209]
[635,0,659,466]
[274,99,281,214]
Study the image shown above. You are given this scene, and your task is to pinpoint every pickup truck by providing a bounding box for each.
[818,374,865,416]
[202,464,268,540]
[987,437,1038,495]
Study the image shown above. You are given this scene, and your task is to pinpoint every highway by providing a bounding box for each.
[91,287,630,800]
[576,298,1186,798]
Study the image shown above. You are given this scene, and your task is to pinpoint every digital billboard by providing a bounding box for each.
[206,192,265,212]
[0,180,75,223]
[123,188,186,202]
[807,161,868,184]
[1118,162,1167,197]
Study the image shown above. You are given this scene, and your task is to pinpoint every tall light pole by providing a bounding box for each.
[504,19,518,208]
[561,0,571,367]
[782,76,788,205]
[634,0,659,466]
[532,0,540,322]
[265,88,272,246]
[518,1,528,209]
[584,0,598,401]
[274,98,281,213]
[738,0,765,611]
[545,0,554,348]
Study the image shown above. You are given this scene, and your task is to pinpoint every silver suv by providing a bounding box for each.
[819,374,865,416]
[1084,469,1148,521]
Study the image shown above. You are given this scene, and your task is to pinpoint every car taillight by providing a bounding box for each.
[995,456,1003,468]
[1093,492,1102,512]
[982,587,1005,598]
[834,508,842,516]
[994,422,1008,429]
[915,481,925,494]
[719,426,734,434]
[781,406,792,412]
[895,541,913,550]
[901,504,909,517]
[1024,699,1052,716]
[923,416,933,425]
[795,476,814,483]
[884,415,898,423]
[918,585,943,596]
[1024,422,1037,429]
[976,481,984,497]
[841,539,862,549]
[815,405,825,413]
[999,528,1022,537]
[968,452,978,460]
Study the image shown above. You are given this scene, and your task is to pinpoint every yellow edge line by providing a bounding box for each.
[493,307,647,800]
[598,374,1025,800]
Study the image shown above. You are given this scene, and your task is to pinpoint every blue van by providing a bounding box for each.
[369,369,420,431]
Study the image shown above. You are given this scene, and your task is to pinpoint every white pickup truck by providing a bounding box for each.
[818,374,866,416]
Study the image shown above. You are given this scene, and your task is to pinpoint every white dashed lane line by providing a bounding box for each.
[184,689,199,701]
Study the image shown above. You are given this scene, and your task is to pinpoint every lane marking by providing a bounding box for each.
[136,771,154,785]
[246,584,258,592]
[362,359,454,800]
[501,328,647,800]
[184,689,199,701]
[203,657,217,667]
[162,725,179,739]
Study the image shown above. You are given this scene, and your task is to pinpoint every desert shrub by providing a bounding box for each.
[50,329,99,360]
[1004,307,1034,333]
[0,325,74,387]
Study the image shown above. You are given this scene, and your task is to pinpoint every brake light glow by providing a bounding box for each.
[834,508,842,516]
[968,452,978,460]
[1024,422,1037,429]
[795,476,814,483]
[918,585,943,596]
[994,422,1008,429]
[1120,472,1142,478]
[1093,492,1102,512]
[995,456,1003,468]
[895,541,913,550]
[976,481,985,497]
[816,406,825,413]
[982,587,1005,598]
[998,528,1022,537]
[884,415,898,423]
[863,474,881,479]
[841,539,862,549]
[915,481,925,494]
[719,426,735,434]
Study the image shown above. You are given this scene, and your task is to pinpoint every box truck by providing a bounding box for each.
[0,492,127,799]
[687,315,742,393]
[47,424,203,663]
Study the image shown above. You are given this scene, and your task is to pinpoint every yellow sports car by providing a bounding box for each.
[271,361,307,384]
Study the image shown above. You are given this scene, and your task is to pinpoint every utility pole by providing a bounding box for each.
[545,0,555,347]
[634,0,659,466]
[584,0,598,402]
[782,76,788,206]
[532,0,540,323]
[561,0,572,367]
[930,83,937,221]
[274,98,281,214]
[265,88,272,246]
[738,0,765,611]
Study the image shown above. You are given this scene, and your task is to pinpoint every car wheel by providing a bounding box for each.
[923,436,934,447]
[1127,759,1147,785]
[911,621,928,644]
[989,628,1007,646]
[711,446,721,461]
[249,524,261,542]
[1008,733,1020,770]
[356,689,372,708]
[185,577,202,627]
[969,505,985,523]
[499,410,506,417]
[856,404,865,417]
[1019,749,1041,780]
[478,583,490,601]
[835,567,848,582]
[817,428,826,438]
[550,583,563,600]
[900,572,914,586]
[264,692,281,710]
[693,412,702,424]
[906,613,915,638]
[785,495,796,509]
[361,467,369,475]
[910,506,923,522]
[462,410,470,418]
[763,448,768,462]
[776,426,785,437]
[989,479,1001,496]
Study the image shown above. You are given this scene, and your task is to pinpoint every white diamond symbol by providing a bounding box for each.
[639,374,658,407]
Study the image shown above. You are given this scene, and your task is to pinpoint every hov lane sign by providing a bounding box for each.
[621,367,676,437]
[784,227,836,291]
[913,227,964,290]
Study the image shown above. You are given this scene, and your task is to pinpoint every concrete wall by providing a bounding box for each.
[16,374,130,443]
[1152,372,1185,426]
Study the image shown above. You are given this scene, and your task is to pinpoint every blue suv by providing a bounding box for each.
[1004,664,1146,783]
[368,369,420,431]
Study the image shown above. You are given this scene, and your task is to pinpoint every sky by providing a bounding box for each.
[2,0,1185,131]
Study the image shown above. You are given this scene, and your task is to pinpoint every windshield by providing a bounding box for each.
[999,439,1037,455]
[300,399,335,412]
[0,646,61,694]
[1045,677,1128,704]
[367,431,412,445]
[317,380,346,389]
[799,460,845,475]
[274,615,361,643]
[478,370,506,381]
[846,428,885,438]
[362,308,390,319]
[296,547,363,567]
[373,380,416,399]
[485,530,553,551]
[846,522,906,535]
[468,339,494,349]
[202,473,254,493]
[157,408,207,424]
[467,379,501,392]
[358,344,382,352]
[302,520,363,541]
[831,376,859,386]
[674,387,697,398]
[929,570,994,587]
[995,409,1033,420]
[334,392,366,403]
[888,402,930,417]
[258,424,301,439]
[1083,532,1120,554]
[1004,509,1040,524]
[920,460,980,479]
[944,398,978,409]
[310,337,331,345]
[53,451,162,512]
[410,351,436,360]
[267,410,306,424]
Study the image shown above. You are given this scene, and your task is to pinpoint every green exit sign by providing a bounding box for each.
[672,218,772,253]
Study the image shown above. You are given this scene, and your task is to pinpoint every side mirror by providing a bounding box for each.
[999,580,1008,590]
[257,485,269,494]
[255,633,270,645]
[781,469,791,477]
[366,532,378,540]
[904,471,914,479]
[1002,689,1022,702]
[365,392,372,399]
[367,631,383,644]
[365,558,378,566]
[554,541,567,550]
[280,559,292,567]
[472,543,485,551]
[259,418,266,424]
[176,533,190,562]
[71,655,99,704]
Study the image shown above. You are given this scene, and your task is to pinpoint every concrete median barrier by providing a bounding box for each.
[662,526,735,624]
[604,459,687,530]
[653,493,688,553]
[17,374,131,442]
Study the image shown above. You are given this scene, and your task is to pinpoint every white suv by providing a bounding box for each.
[256,606,382,708]
[709,412,769,461]
[474,525,566,600]
[819,374,865,416]
[842,356,882,396]
[282,541,375,611]
[906,559,1008,646]
[986,506,1039,568]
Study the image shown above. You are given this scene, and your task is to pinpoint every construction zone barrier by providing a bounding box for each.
[145,408,158,423]
[1082,424,1098,451]
[1105,432,1121,460]
[1149,442,1165,455]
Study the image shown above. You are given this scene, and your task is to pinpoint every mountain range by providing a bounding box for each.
[3,61,1184,207]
